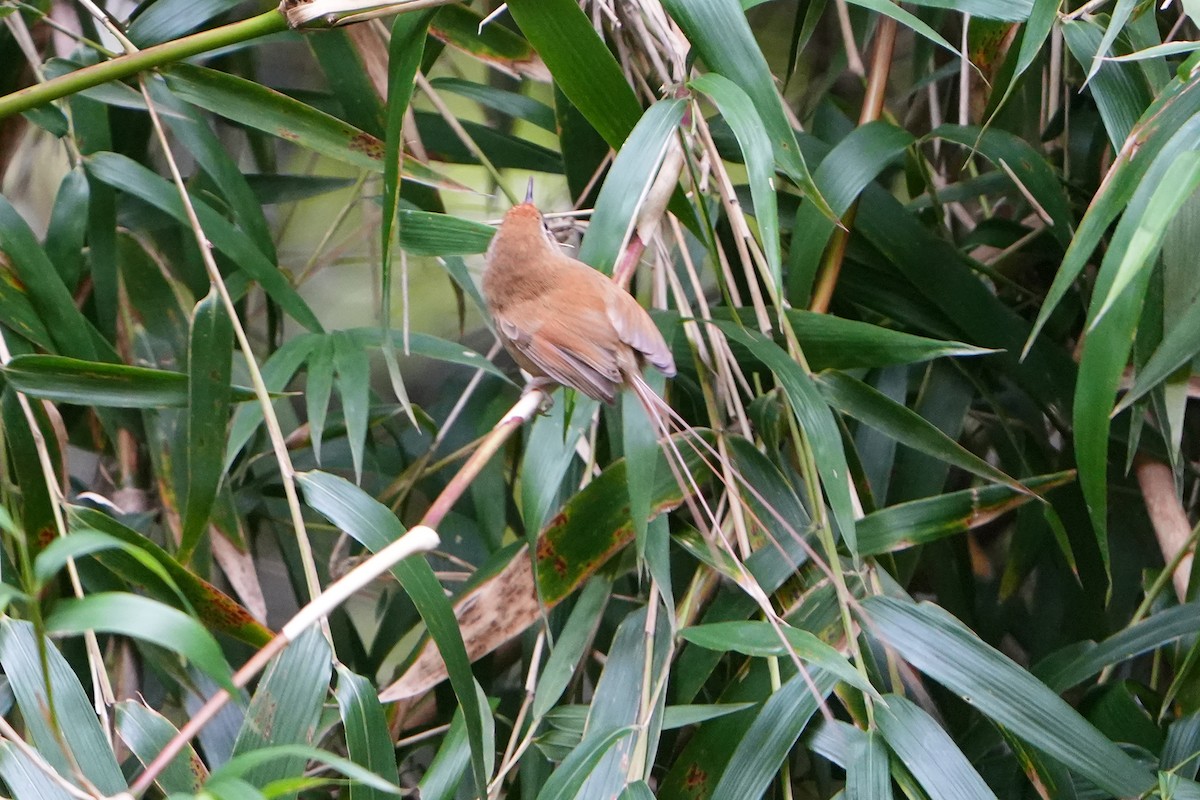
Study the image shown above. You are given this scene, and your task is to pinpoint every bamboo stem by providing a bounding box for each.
[0,10,289,121]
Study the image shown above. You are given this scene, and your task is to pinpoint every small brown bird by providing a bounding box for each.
[483,184,675,404]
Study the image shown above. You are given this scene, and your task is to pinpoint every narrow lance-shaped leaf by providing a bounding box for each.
[691,73,782,287]
[180,290,234,562]
[85,152,324,332]
[874,693,998,800]
[334,665,399,800]
[863,596,1157,797]
[1,354,256,408]
[662,0,832,217]
[297,470,492,796]
[716,322,857,554]
[577,98,686,274]
[47,593,236,693]
[506,0,643,148]
[378,11,434,428]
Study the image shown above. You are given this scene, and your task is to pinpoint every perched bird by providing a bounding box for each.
[482,183,675,404]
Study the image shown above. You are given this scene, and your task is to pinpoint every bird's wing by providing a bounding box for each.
[605,287,676,377]
[495,312,620,403]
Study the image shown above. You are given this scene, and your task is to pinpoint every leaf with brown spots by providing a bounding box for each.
[68,506,273,647]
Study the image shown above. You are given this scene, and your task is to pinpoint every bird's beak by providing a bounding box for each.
[525,177,535,204]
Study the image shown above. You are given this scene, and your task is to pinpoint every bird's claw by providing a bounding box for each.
[522,379,556,414]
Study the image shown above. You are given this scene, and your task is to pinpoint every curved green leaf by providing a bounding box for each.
[863,596,1156,797]
[47,592,235,692]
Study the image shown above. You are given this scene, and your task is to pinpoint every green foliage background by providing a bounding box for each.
[0,0,1198,797]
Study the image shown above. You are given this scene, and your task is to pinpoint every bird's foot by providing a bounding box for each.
[522,378,556,414]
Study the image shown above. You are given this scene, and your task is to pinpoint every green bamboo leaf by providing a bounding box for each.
[988,0,1056,123]
[521,396,599,540]
[681,620,874,695]
[431,3,541,71]
[691,73,781,285]
[1062,18,1153,150]
[623,374,661,551]
[379,9,433,434]
[716,322,857,554]
[297,470,491,796]
[619,781,656,800]
[163,63,463,190]
[850,163,1077,412]
[345,328,508,379]
[534,433,705,603]
[0,619,127,795]
[1119,289,1200,412]
[127,0,244,45]
[430,77,557,131]
[1109,41,1200,62]
[816,371,1024,492]
[1163,713,1200,776]
[44,168,90,289]
[0,194,99,359]
[661,704,758,729]
[506,0,642,149]
[863,596,1157,797]
[150,78,276,260]
[414,111,564,172]
[1084,0,1137,84]
[856,472,1074,555]
[212,744,403,794]
[578,607,669,797]
[0,251,55,351]
[117,233,190,361]
[33,529,178,595]
[385,436,709,703]
[310,28,386,137]
[246,174,356,204]
[846,731,892,800]
[785,309,992,370]
[0,743,76,800]
[874,693,997,800]
[662,0,830,216]
[535,726,634,800]
[418,705,471,800]
[894,0,1031,20]
[1092,151,1200,324]
[1071,117,1200,576]
[1025,54,1200,353]
[577,98,685,274]
[47,592,235,692]
[845,0,963,56]
[788,121,915,302]
[1,354,255,408]
[231,627,330,789]
[930,124,1075,248]
[225,333,319,470]
[85,152,323,332]
[332,331,370,483]
[1035,601,1200,692]
[116,700,205,795]
[334,666,399,800]
[711,669,839,800]
[306,335,335,464]
[535,575,614,719]
[180,290,234,562]
[394,209,496,256]
[69,507,273,647]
